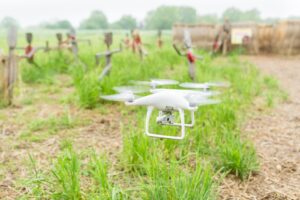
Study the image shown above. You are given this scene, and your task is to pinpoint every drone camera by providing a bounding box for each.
[156,111,175,125]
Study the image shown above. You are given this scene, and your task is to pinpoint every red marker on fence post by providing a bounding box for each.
[173,29,203,81]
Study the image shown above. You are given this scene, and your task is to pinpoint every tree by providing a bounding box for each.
[41,20,73,29]
[198,14,219,24]
[111,15,137,30]
[79,10,108,29]
[145,6,197,30]
[243,9,261,22]
[0,17,19,29]
[288,16,300,20]
[177,6,197,24]
[263,17,279,24]
[222,7,261,22]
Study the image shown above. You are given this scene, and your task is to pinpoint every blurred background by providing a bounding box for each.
[0,0,299,30]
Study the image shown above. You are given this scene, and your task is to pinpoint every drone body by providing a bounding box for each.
[101,79,229,140]
[126,91,194,111]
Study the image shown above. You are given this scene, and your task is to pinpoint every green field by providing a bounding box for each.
[0,30,283,199]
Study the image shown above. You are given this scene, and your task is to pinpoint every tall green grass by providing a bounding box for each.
[23,143,127,199]
[144,163,217,200]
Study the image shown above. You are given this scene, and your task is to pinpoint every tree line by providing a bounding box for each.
[1,6,299,30]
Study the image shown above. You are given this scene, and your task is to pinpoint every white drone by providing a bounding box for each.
[101,79,230,140]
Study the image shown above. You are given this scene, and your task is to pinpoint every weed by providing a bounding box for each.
[144,163,217,200]
[51,145,82,199]
[19,111,86,142]
[216,131,259,180]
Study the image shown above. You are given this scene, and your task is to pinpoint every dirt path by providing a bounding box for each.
[220,56,300,200]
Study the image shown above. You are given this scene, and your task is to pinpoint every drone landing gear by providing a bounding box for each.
[145,106,187,140]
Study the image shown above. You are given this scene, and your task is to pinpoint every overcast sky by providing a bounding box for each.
[0,0,299,27]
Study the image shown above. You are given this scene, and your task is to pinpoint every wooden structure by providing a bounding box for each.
[50,30,90,69]
[173,23,217,50]
[256,24,274,53]
[231,22,259,54]
[96,32,122,81]
[16,32,50,67]
[173,20,300,55]
[0,27,19,105]
[273,20,300,55]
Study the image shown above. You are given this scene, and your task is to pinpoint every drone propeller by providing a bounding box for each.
[205,82,231,88]
[113,86,149,94]
[133,79,179,88]
[151,88,220,97]
[189,98,221,107]
[100,93,136,102]
[151,79,178,85]
[179,82,209,90]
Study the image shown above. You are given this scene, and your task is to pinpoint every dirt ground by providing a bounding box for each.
[220,56,300,200]
[0,80,123,199]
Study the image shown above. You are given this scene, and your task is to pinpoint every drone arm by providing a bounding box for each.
[145,106,185,140]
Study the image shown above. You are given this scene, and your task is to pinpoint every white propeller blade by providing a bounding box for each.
[186,95,221,106]
[193,99,221,106]
[100,93,136,102]
[113,86,149,94]
[133,79,179,88]
[151,89,220,97]
[205,82,231,88]
[151,79,179,85]
[180,82,209,90]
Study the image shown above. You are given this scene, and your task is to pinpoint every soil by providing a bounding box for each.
[220,56,300,200]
